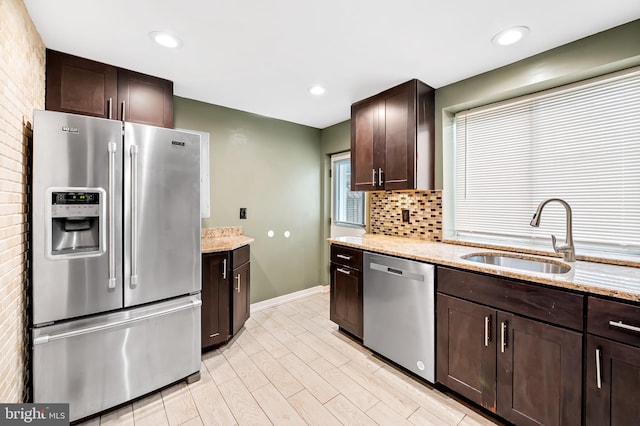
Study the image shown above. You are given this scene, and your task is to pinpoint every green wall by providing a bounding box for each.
[319,120,351,285]
[174,97,322,303]
[435,19,640,236]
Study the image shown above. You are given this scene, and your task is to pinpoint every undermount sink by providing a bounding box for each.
[461,252,571,274]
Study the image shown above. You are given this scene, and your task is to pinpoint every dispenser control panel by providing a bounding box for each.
[51,191,101,218]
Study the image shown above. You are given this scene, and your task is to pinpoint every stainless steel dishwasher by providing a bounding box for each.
[363,252,435,383]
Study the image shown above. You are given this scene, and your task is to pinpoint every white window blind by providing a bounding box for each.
[454,67,640,254]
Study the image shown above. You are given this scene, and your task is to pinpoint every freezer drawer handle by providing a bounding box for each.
[130,144,139,287]
[107,142,117,289]
[33,299,202,345]
[609,320,640,334]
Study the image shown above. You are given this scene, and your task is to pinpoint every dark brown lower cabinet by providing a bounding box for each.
[586,335,640,425]
[201,245,250,350]
[437,293,582,426]
[497,312,582,426]
[232,261,250,336]
[329,263,363,338]
[201,252,231,348]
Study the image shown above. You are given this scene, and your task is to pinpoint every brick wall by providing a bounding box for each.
[0,0,45,402]
[369,190,443,241]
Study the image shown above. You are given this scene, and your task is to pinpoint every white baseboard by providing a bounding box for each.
[250,285,329,313]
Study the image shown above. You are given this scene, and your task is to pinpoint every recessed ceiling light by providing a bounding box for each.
[492,26,529,46]
[309,85,326,96]
[149,31,182,48]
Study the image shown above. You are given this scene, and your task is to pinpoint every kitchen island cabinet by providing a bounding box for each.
[201,244,250,350]
[350,79,434,191]
[46,49,174,128]
[329,245,363,339]
[437,267,583,426]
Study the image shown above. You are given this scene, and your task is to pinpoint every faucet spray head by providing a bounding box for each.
[530,212,540,227]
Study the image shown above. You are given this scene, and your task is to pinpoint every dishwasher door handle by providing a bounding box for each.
[369,262,424,282]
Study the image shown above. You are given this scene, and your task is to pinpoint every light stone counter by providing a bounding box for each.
[201,226,254,253]
[329,234,640,302]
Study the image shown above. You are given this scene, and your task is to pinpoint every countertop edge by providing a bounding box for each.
[202,236,254,253]
[328,235,640,303]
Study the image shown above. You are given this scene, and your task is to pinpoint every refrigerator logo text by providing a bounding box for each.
[171,141,186,147]
[61,126,79,134]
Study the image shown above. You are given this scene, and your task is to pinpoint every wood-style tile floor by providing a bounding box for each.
[77,291,501,426]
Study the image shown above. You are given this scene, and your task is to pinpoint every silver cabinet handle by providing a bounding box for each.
[609,320,640,334]
[108,98,113,119]
[595,348,602,389]
[501,321,508,353]
[337,254,352,260]
[107,142,117,289]
[372,169,377,187]
[121,100,126,122]
[484,316,490,347]
[34,299,202,345]
[236,274,241,293]
[130,144,139,287]
[337,268,351,275]
[222,259,227,279]
[378,167,384,186]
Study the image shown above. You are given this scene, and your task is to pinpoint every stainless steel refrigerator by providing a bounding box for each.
[31,110,202,422]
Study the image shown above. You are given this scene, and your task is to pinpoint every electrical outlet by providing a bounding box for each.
[402,209,410,223]
[240,208,247,219]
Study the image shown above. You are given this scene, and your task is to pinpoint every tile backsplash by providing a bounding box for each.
[369,190,442,241]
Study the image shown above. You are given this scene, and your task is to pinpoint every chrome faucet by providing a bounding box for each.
[529,198,576,262]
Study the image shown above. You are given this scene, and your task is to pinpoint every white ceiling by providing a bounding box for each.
[24,0,640,129]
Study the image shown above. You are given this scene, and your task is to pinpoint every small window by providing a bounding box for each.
[333,157,365,227]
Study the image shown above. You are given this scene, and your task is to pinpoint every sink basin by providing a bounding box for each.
[461,252,571,274]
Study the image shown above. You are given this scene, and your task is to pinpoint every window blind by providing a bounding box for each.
[454,67,640,254]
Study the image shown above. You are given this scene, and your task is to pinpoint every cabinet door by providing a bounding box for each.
[45,50,118,119]
[117,69,174,128]
[380,82,415,190]
[201,253,230,348]
[232,262,250,335]
[330,263,363,338]
[436,294,497,411]
[586,335,640,425]
[351,98,380,191]
[497,312,582,426]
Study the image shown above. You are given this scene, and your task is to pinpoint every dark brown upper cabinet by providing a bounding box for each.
[117,69,173,128]
[45,49,174,128]
[351,79,435,191]
[45,50,118,119]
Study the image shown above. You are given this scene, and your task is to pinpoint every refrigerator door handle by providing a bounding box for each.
[130,144,139,287]
[107,142,117,289]
[33,298,202,345]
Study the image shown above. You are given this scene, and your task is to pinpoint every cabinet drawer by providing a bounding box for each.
[438,267,584,330]
[588,297,640,346]
[232,245,250,268]
[330,245,363,270]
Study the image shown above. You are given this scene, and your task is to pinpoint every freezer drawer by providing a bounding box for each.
[32,295,201,422]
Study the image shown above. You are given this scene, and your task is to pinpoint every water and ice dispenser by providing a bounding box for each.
[48,189,104,257]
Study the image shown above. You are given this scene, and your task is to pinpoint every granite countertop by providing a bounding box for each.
[201,226,254,253]
[329,234,640,302]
